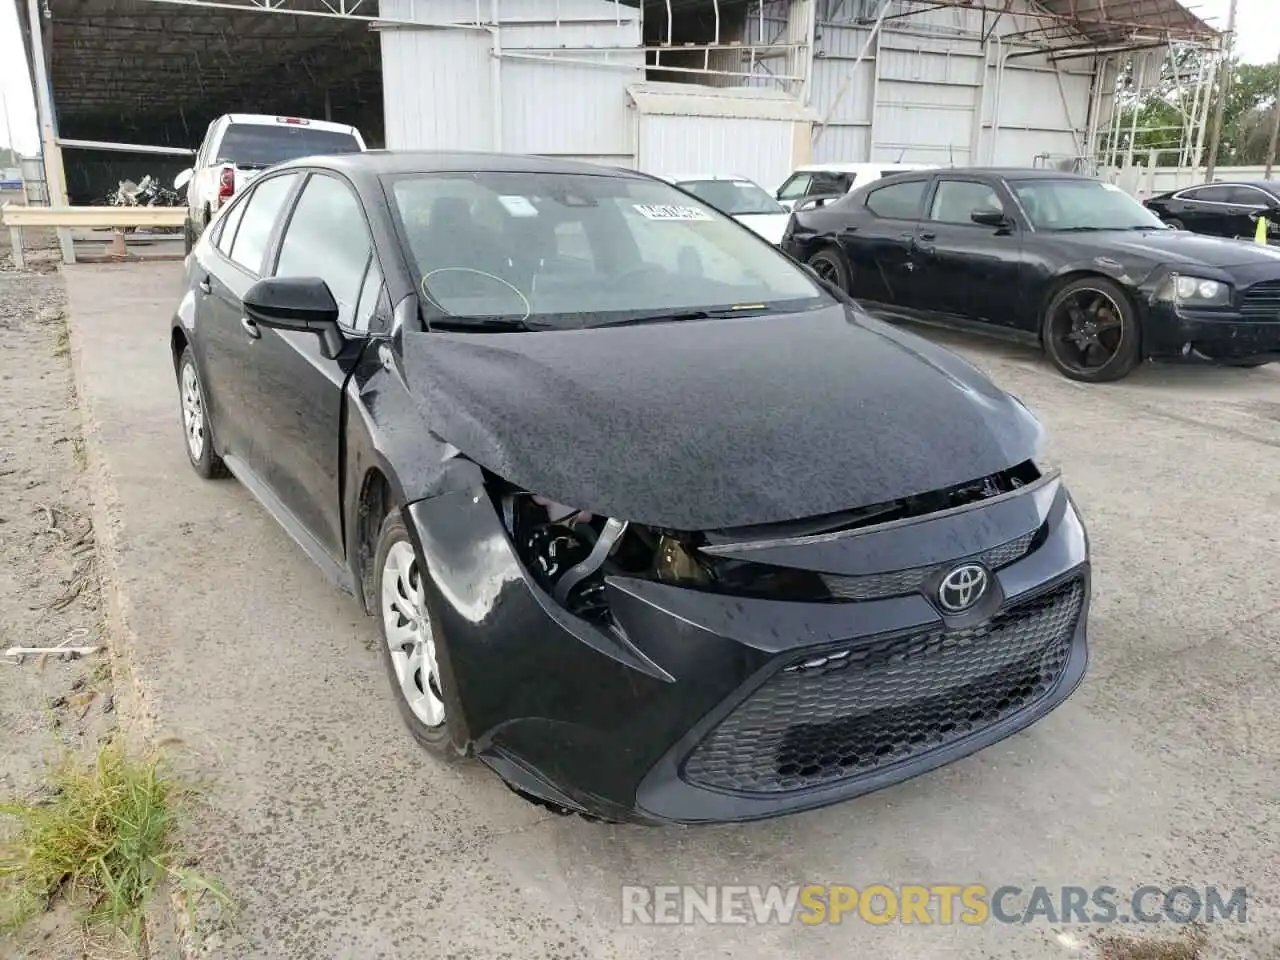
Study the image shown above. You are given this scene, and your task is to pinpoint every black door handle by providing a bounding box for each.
[198,277,212,294]
[240,316,261,339]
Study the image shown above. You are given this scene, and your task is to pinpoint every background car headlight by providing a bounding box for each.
[1157,274,1231,307]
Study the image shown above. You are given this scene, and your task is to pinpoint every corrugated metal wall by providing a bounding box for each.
[380,0,641,163]
[637,115,795,187]
[805,0,1099,167]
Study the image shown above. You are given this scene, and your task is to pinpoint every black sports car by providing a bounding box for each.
[782,168,1280,381]
[172,151,1091,824]
[1144,180,1280,242]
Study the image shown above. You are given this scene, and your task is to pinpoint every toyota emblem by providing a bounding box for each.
[938,563,989,613]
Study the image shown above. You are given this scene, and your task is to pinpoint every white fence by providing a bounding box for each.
[1104,164,1277,201]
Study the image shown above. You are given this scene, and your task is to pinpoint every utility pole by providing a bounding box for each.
[1204,0,1237,182]
[1265,49,1280,180]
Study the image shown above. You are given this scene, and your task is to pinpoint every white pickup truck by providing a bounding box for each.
[174,113,366,253]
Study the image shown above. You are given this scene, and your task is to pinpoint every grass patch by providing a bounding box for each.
[0,742,229,945]
[1095,923,1209,960]
[53,323,69,359]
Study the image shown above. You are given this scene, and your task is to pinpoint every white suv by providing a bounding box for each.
[175,114,366,252]
[774,162,935,211]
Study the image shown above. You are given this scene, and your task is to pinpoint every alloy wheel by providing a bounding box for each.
[1048,288,1125,376]
[381,541,446,728]
[180,361,205,461]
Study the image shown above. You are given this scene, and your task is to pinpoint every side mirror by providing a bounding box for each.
[243,277,345,358]
[970,208,1012,228]
[174,168,194,192]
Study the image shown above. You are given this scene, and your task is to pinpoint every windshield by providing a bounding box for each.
[675,179,786,216]
[1010,178,1168,231]
[388,171,826,330]
[217,124,361,166]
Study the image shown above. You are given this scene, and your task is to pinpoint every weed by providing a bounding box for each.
[0,742,230,945]
[1095,923,1209,960]
[53,324,69,359]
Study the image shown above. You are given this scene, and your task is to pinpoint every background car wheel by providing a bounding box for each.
[1041,276,1141,383]
[374,513,460,759]
[182,218,194,255]
[177,347,228,479]
[806,245,851,292]
[1165,218,1186,230]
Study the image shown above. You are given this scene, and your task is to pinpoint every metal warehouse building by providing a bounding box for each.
[14,0,1218,208]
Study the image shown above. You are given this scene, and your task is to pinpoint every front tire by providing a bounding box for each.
[177,347,228,478]
[807,244,851,293]
[1165,218,1186,230]
[1041,276,1141,383]
[374,513,458,758]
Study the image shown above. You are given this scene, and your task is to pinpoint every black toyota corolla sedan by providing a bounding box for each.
[782,168,1280,382]
[172,151,1091,824]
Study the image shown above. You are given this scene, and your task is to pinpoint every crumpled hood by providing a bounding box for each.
[400,304,1043,530]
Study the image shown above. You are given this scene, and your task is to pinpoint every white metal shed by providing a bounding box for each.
[628,82,817,192]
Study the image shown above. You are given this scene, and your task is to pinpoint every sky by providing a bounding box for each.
[0,0,1276,155]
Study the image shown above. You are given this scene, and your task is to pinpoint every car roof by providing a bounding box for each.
[280,150,647,179]
[1180,180,1280,191]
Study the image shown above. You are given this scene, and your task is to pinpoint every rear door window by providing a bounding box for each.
[1183,185,1233,203]
[213,195,248,255]
[227,173,299,274]
[866,180,928,220]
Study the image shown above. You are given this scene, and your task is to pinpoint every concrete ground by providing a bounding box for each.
[62,261,1279,959]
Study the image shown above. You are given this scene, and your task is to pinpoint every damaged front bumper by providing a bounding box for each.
[402,469,1090,825]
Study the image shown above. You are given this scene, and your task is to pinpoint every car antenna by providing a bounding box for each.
[948,144,954,167]
[896,148,906,162]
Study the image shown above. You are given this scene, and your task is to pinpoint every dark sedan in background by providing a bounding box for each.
[1145,180,1280,242]
[783,168,1280,381]
[171,151,1091,824]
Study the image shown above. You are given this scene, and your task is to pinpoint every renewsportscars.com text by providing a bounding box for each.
[621,884,1248,926]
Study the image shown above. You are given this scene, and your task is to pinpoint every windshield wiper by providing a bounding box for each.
[598,307,771,328]
[427,316,532,332]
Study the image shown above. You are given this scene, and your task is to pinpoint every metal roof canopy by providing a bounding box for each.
[869,0,1219,54]
[14,0,386,146]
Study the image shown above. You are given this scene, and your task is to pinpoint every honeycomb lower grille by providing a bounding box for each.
[682,578,1084,795]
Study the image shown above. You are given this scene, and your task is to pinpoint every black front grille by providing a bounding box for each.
[1241,280,1280,322]
[820,530,1036,602]
[682,578,1084,794]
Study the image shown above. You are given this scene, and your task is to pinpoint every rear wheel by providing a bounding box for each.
[806,245,851,292]
[1165,218,1186,230]
[1041,277,1141,383]
[177,347,228,479]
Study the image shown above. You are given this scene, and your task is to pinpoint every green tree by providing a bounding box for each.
[1108,54,1279,168]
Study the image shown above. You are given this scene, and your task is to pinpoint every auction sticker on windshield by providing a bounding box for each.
[634,204,714,221]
